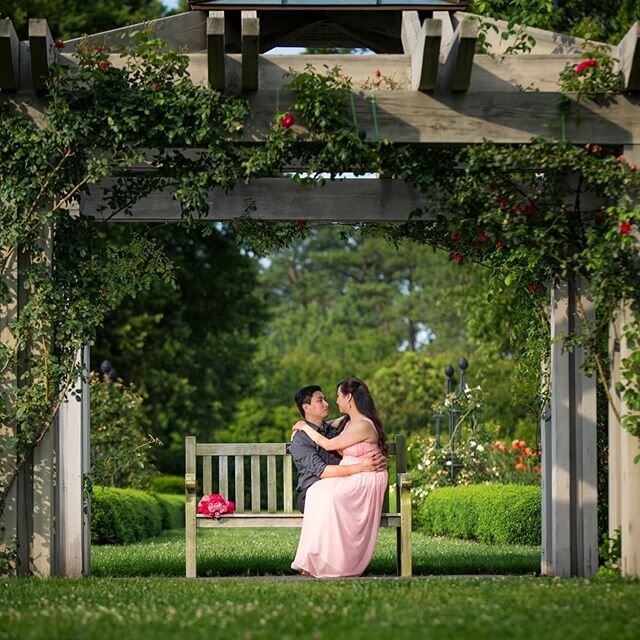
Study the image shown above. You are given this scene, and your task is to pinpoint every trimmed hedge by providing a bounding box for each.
[92,487,185,545]
[149,474,184,495]
[418,484,541,546]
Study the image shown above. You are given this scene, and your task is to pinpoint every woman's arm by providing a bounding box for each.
[292,418,377,451]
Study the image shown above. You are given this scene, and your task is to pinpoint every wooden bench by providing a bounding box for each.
[185,434,412,577]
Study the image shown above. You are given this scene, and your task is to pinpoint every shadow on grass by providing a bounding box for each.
[92,528,540,578]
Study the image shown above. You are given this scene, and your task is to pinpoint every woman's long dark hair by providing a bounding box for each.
[335,377,387,455]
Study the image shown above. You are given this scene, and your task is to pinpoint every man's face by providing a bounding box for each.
[303,390,330,423]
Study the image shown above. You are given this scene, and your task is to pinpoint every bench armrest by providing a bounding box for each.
[185,473,196,494]
[396,472,412,491]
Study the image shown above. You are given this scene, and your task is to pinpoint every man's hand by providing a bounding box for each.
[358,451,387,473]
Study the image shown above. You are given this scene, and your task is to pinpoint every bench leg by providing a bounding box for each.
[398,478,413,577]
[186,488,197,578]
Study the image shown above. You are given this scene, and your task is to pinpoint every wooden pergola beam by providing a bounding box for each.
[0,18,19,90]
[618,21,640,92]
[79,177,428,222]
[207,12,226,90]
[438,16,478,91]
[401,12,441,91]
[242,11,259,91]
[28,19,53,92]
[3,86,638,144]
[243,90,640,145]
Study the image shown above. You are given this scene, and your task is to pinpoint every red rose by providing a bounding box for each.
[575,59,597,74]
[620,222,632,234]
[281,113,295,128]
[630,165,638,172]
[452,252,464,264]
[524,202,535,219]
[152,82,159,90]
[54,39,65,49]
[99,60,111,69]
[295,220,306,227]
[477,233,488,244]
[527,283,540,293]
[496,241,504,250]
[534,465,542,473]
[450,229,461,242]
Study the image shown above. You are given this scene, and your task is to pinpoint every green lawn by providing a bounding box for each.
[1,529,638,640]
[91,528,540,577]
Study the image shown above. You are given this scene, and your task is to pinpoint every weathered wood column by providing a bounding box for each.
[56,346,91,577]
[609,301,640,577]
[541,276,598,576]
[608,143,640,578]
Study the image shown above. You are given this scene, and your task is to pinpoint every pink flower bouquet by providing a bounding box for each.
[197,493,236,519]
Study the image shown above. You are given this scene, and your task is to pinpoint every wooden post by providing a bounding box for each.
[241,11,259,92]
[207,12,225,91]
[28,19,53,92]
[0,245,18,574]
[438,17,478,92]
[401,12,442,91]
[0,18,20,90]
[614,305,640,577]
[55,347,90,577]
[617,21,640,92]
[542,276,598,576]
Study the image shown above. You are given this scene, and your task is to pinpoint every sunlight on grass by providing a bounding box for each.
[92,528,539,577]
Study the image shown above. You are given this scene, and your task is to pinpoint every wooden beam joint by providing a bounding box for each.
[28,18,53,92]
[0,18,20,90]
[439,18,478,93]
[241,11,259,92]
[401,12,442,92]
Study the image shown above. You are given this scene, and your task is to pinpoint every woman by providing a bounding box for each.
[291,377,388,578]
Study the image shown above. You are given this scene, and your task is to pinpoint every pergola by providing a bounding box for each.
[1,1,639,578]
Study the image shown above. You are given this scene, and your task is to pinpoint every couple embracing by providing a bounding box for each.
[290,377,388,579]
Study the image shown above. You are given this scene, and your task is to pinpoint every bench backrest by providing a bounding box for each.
[185,434,407,514]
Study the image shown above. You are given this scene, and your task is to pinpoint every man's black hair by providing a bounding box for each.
[294,385,323,418]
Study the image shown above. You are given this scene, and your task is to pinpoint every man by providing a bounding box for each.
[290,384,387,513]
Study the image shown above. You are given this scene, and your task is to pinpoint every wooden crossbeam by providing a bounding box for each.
[241,11,259,91]
[0,18,19,90]
[80,177,428,222]
[439,17,478,92]
[401,12,441,91]
[618,21,640,92]
[207,12,226,90]
[28,19,53,91]
[3,87,639,145]
[64,12,208,52]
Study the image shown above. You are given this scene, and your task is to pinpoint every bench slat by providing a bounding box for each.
[219,455,229,497]
[198,443,289,456]
[195,513,402,528]
[267,455,277,513]
[251,455,261,513]
[283,455,293,513]
[235,455,245,513]
[203,456,212,495]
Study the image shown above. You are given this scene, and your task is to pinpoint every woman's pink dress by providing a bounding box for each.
[291,423,388,578]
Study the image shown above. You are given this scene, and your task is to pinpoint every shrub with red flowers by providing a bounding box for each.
[558,46,623,99]
[408,427,541,506]
[197,494,236,519]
